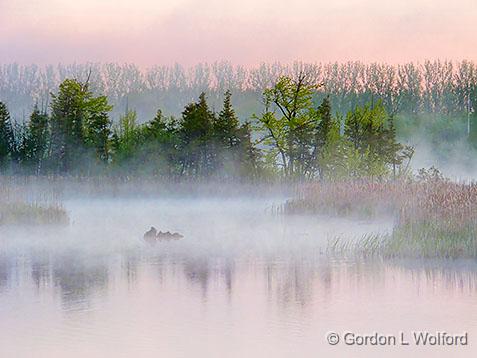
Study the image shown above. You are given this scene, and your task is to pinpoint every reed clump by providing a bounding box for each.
[286,173,477,258]
[0,177,69,226]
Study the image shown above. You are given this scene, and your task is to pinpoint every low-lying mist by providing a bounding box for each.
[3,178,477,358]
[0,188,393,259]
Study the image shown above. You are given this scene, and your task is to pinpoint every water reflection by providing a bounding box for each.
[31,255,50,289]
[182,257,211,298]
[392,259,477,294]
[265,259,317,309]
[0,254,10,290]
[1,246,477,357]
[51,254,109,310]
[1,249,476,310]
[119,252,141,290]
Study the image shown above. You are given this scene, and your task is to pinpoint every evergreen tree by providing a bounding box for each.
[146,110,178,144]
[212,90,243,176]
[141,110,180,176]
[214,90,240,148]
[10,121,29,170]
[383,115,404,178]
[236,121,260,178]
[315,96,333,150]
[469,112,477,149]
[179,93,215,177]
[24,105,49,173]
[147,110,168,137]
[313,96,338,178]
[0,102,14,170]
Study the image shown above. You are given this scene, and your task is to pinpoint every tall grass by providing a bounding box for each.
[286,177,477,258]
[0,176,69,226]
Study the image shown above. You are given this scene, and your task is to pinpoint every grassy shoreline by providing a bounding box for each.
[0,178,69,226]
[2,174,476,259]
[285,178,477,258]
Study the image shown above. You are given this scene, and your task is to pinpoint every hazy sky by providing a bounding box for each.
[1,0,476,65]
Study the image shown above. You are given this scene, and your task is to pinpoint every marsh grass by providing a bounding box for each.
[288,178,477,258]
[0,177,69,226]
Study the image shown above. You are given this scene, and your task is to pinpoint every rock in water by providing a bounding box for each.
[171,232,184,240]
[144,226,158,244]
[143,227,184,244]
[156,231,184,241]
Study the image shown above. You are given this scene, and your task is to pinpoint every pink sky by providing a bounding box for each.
[1,0,476,66]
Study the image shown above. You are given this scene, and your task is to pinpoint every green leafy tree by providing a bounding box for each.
[256,72,325,178]
[84,95,113,163]
[50,79,90,172]
[111,109,143,168]
[50,78,113,173]
[334,101,407,178]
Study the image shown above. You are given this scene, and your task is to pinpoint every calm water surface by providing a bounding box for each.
[0,197,476,357]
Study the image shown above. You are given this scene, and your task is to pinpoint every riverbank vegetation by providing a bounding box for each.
[0,69,413,180]
[0,177,68,226]
[286,170,477,258]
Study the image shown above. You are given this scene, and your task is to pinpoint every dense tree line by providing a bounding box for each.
[1,61,477,122]
[255,71,412,179]
[0,71,412,180]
